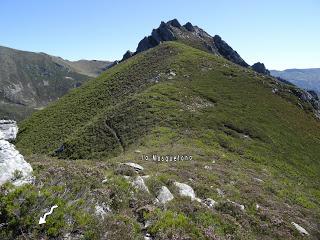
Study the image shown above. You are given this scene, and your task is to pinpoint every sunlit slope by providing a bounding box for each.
[17,41,320,174]
[13,41,320,239]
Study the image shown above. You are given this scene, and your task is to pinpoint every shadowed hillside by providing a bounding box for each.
[0,45,111,121]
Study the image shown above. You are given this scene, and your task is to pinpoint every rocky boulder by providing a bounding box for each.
[123,162,144,172]
[251,62,270,75]
[174,182,196,200]
[132,176,149,193]
[157,186,174,204]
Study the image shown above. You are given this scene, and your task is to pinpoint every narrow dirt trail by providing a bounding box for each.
[105,120,125,152]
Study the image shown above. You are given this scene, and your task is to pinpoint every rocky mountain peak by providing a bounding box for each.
[167,18,182,28]
[183,22,195,32]
[122,19,249,68]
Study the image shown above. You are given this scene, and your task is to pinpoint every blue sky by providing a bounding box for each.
[0,0,319,70]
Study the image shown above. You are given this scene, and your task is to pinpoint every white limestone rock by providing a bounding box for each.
[291,222,309,236]
[0,120,33,186]
[157,186,174,204]
[174,182,196,200]
[124,162,144,172]
[0,120,18,141]
[132,176,149,193]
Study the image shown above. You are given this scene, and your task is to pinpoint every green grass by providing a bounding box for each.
[11,41,320,239]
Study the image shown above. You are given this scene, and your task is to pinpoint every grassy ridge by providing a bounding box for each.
[14,41,320,239]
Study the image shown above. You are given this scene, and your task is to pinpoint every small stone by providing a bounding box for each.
[204,198,217,208]
[144,220,152,228]
[216,188,224,197]
[227,199,245,211]
[144,234,152,240]
[124,162,144,172]
[291,222,309,235]
[169,71,176,76]
[132,176,149,193]
[253,177,264,183]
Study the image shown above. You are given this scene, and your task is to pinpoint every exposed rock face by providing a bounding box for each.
[0,120,33,186]
[251,62,270,75]
[136,21,176,53]
[0,120,18,141]
[292,88,320,112]
[122,50,134,61]
[213,35,249,67]
[307,90,319,100]
[124,19,249,68]
[157,186,174,204]
[184,22,195,32]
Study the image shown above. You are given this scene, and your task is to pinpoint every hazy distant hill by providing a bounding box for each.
[50,56,112,77]
[270,68,320,94]
[0,45,112,120]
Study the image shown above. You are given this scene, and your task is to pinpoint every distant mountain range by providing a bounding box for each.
[270,68,320,95]
[0,45,112,120]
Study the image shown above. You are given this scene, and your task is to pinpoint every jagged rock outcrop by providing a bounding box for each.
[122,19,249,67]
[292,88,320,110]
[122,50,134,61]
[213,35,249,67]
[184,22,195,32]
[252,62,270,75]
[307,90,319,100]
